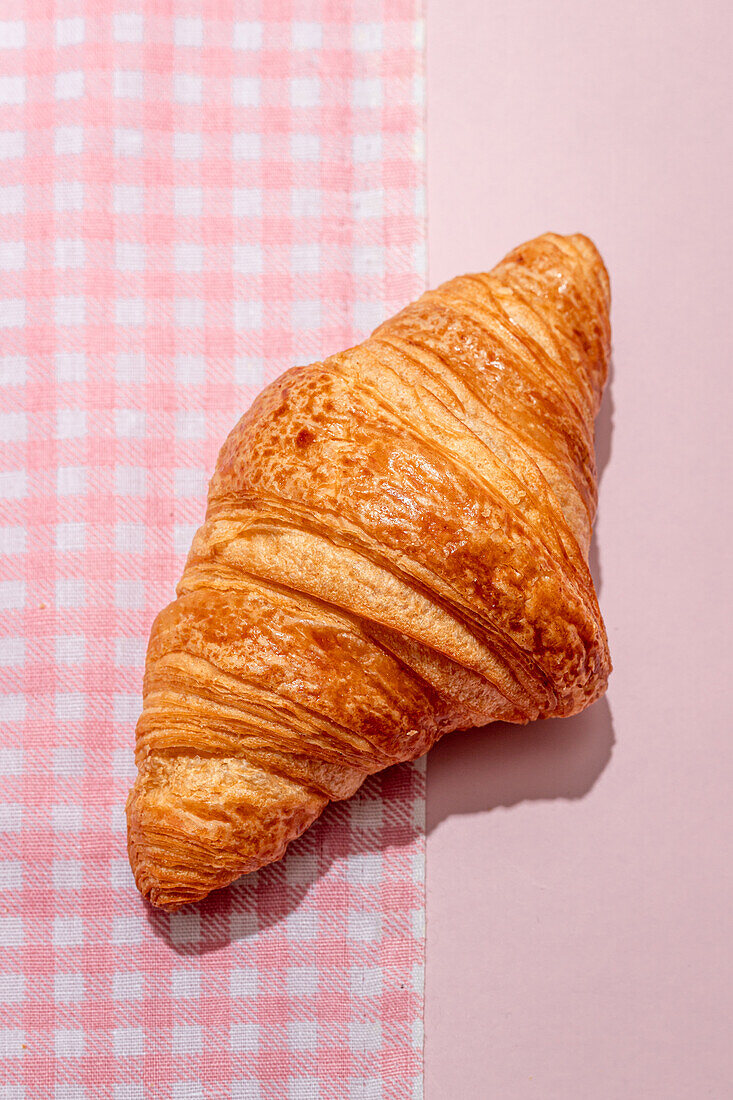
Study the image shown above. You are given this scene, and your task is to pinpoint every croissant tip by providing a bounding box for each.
[568,231,607,265]
[128,841,231,912]
[144,889,201,914]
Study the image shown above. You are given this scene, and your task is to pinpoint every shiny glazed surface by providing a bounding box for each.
[127,232,612,910]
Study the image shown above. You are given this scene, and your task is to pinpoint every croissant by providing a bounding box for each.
[127,232,612,910]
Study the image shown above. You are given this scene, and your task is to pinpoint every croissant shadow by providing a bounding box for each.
[425,695,614,833]
[145,357,617,955]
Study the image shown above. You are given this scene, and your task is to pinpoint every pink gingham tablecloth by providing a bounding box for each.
[0,2,426,1096]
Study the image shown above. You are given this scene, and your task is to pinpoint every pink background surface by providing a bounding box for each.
[425,1,733,1097]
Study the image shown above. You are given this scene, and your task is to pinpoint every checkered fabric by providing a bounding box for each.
[0,2,426,1097]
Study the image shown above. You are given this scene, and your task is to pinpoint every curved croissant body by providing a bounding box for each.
[127,232,612,910]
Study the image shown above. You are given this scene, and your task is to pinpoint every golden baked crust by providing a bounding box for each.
[127,232,612,910]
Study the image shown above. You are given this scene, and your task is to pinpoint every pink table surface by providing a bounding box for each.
[424,1,733,1097]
